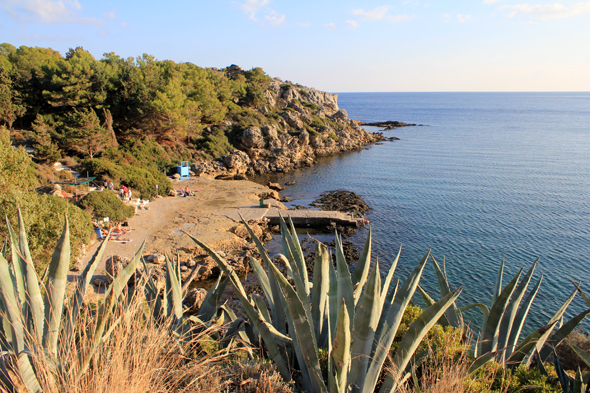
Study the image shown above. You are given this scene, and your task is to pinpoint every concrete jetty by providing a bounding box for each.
[214,200,361,227]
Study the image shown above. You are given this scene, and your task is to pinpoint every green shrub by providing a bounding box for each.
[304,125,319,136]
[328,132,339,142]
[0,127,92,271]
[80,190,134,222]
[468,362,561,393]
[299,89,310,98]
[302,101,321,112]
[311,115,327,132]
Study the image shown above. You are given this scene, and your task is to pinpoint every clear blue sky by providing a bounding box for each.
[1,0,589,92]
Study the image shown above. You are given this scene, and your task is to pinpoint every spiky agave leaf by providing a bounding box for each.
[41,214,70,357]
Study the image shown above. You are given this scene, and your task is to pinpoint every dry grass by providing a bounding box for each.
[24,293,231,393]
[386,329,514,393]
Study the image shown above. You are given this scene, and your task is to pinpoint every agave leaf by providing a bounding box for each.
[568,341,590,369]
[249,256,274,312]
[570,280,590,307]
[417,285,435,307]
[186,234,292,382]
[540,308,590,363]
[0,254,24,353]
[219,317,249,349]
[267,255,327,392]
[548,287,578,326]
[332,301,351,393]
[364,250,430,393]
[432,256,462,328]
[505,320,557,368]
[469,350,500,374]
[479,267,523,355]
[505,275,543,358]
[389,287,462,390]
[553,348,573,392]
[17,351,42,393]
[5,217,25,307]
[573,367,585,393]
[17,209,44,342]
[311,242,330,344]
[348,259,381,392]
[236,218,286,331]
[0,355,16,393]
[92,241,145,349]
[252,294,272,323]
[458,303,490,323]
[497,261,537,362]
[381,247,401,309]
[289,217,310,292]
[351,226,372,302]
[42,215,71,357]
[165,257,183,320]
[492,259,505,304]
[326,251,339,347]
[63,233,110,349]
[196,274,229,321]
[335,233,355,335]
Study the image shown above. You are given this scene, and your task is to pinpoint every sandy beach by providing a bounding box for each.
[73,176,273,280]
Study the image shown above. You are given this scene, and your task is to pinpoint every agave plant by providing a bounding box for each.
[0,209,147,391]
[550,283,590,393]
[186,216,462,393]
[418,257,590,373]
[0,209,241,392]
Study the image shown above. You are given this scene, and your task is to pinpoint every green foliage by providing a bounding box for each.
[194,125,235,159]
[80,190,134,222]
[299,89,310,98]
[0,127,92,269]
[302,101,321,112]
[469,362,561,393]
[328,131,339,142]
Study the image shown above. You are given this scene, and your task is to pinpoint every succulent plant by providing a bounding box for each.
[419,257,590,375]
[187,216,461,393]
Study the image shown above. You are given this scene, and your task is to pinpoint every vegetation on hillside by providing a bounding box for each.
[0,126,92,270]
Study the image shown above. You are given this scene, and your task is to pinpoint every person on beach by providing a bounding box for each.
[119,188,125,199]
[109,182,114,191]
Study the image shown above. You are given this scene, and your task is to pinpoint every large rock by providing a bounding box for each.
[280,111,304,129]
[242,126,265,149]
[268,182,284,191]
[183,288,208,313]
[298,130,310,145]
[222,150,251,172]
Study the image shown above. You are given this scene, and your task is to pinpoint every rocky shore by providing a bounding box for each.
[190,80,386,179]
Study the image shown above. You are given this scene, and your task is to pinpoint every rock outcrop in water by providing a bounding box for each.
[191,78,385,178]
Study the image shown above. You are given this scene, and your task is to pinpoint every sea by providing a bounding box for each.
[261,92,590,334]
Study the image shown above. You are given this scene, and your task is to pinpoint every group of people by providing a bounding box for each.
[103,180,114,191]
[178,186,199,197]
[118,185,132,201]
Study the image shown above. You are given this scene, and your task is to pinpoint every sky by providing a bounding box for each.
[1,0,589,92]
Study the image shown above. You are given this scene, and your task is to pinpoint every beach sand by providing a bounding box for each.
[72,176,272,281]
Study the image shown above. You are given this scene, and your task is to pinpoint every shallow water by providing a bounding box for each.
[261,92,590,333]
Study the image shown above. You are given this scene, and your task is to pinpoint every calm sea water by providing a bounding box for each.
[264,92,590,333]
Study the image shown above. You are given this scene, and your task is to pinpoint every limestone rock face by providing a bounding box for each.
[179,76,384,179]
[222,150,251,173]
[281,111,303,130]
[298,130,310,145]
[242,126,265,149]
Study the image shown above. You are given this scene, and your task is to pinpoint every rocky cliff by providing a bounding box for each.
[192,74,383,178]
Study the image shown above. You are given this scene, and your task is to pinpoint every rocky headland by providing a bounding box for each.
[191,77,385,178]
